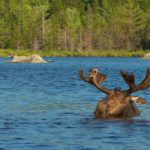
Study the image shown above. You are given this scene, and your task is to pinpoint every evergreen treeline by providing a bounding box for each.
[0,0,150,51]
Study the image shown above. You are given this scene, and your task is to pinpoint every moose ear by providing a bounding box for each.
[130,96,148,105]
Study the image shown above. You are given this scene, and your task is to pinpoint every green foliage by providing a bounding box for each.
[0,0,150,52]
[0,49,147,57]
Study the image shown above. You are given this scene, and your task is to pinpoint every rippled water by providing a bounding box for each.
[0,57,150,150]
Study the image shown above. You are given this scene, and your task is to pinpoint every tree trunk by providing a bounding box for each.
[42,10,45,49]
[32,37,39,50]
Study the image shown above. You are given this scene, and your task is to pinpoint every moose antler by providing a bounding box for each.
[79,67,149,119]
[79,68,113,95]
[121,68,150,94]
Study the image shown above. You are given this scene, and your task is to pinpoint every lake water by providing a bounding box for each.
[0,57,150,150]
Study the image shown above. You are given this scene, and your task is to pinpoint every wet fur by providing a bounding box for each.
[79,68,148,119]
[94,92,139,118]
[93,74,139,118]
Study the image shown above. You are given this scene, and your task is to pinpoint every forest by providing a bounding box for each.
[0,0,150,52]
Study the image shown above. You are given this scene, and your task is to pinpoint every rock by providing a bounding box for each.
[143,53,150,60]
[7,54,48,63]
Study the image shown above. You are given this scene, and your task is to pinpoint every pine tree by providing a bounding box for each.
[122,0,145,50]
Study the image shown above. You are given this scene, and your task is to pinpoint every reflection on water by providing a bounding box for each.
[0,57,150,150]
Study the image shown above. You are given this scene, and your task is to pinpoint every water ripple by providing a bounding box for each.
[0,57,150,150]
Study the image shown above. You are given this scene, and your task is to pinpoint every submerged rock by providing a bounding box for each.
[7,54,48,63]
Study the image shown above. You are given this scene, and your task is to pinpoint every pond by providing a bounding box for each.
[0,57,150,150]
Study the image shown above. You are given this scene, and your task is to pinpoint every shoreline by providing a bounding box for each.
[0,49,149,57]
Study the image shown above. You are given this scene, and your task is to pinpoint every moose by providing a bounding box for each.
[79,68,150,119]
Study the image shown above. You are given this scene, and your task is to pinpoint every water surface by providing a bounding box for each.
[0,57,150,150]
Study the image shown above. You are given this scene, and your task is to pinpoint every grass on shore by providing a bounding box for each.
[0,49,149,57]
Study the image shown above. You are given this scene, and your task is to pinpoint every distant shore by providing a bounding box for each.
[0,49,149,57]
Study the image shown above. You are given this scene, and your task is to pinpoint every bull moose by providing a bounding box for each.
[79,68,150,119]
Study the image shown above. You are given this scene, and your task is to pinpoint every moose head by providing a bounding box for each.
[79,68,150,119]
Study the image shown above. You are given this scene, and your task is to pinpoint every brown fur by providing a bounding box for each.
[94,91,139,118]
[79,68,149,119]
